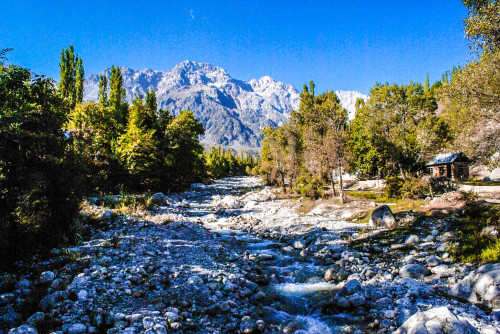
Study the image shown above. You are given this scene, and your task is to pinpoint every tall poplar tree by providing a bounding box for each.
[98,74,108,106]
[109,66,128,127]
[58,45,84,108]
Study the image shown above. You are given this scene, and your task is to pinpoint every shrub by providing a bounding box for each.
[297,174,323,199]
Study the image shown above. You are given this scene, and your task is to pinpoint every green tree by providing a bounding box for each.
[98,74,108,106]
[58,45,84,108]
[349,82,446,178]
[109,66,128,128]
[115,96,156,185]
[0,66,82,265]
[463,0,500,53]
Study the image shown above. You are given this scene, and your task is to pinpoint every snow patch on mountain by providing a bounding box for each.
[84,61,365,147]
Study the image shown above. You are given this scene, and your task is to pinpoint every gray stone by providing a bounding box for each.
[426,256,440,267]
[26,312,45,327]
[8,325,38,334]
[240,316,256,334]
[150,193,166,205]
[405,235,420,246]
[347,293,366,307]
[40,271,56,284]
[67,324,87,334]
[400,264,428,279]
[102,210,113,220]
[338,279,362,297]
[369,205,397,229]
[450,263,500,309]
[393,306,478,334]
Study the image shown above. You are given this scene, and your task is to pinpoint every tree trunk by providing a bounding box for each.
[280,171,286,194]
[398,162,407,180]
[339,166,344,204]
[331,169,337,197]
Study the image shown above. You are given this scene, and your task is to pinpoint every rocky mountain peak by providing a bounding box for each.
[83,61,366,148]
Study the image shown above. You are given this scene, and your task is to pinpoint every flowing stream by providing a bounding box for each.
[176,177,366,333]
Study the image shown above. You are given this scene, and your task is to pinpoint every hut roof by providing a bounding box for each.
[426,152,469,166]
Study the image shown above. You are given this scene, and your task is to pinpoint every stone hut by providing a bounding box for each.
[426,152,470,181]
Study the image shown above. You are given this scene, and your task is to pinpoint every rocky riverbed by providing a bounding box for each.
[1,176,499,334]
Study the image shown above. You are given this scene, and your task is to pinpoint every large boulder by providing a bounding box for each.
[450,263,500,309]
[150,193,166,205]
[394,307,478,334]
[400,264,428,279]
[369,205,397,229]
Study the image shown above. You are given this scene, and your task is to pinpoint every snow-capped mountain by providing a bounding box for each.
[84,61,365,147]
[335,90,368,120]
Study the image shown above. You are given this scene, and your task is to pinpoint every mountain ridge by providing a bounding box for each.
[84,61,366,147]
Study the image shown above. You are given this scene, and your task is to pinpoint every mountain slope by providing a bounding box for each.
[84,61,365,147]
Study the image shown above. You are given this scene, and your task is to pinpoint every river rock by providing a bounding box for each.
[400,264,428,279]
[150,193,166,205]
[67,324,87,334]
[240,316,256,334]
[40,271,56,284]
[450,263,500,309]
[369,205,397,229]
[405,235,420,246]
[8,325,38,334]
[337,279,362,297]
[393,306,478,334]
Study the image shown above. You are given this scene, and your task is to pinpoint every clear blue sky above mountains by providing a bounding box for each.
[3,1,471,95]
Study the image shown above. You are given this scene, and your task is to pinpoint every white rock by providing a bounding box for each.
[393,306,478,334]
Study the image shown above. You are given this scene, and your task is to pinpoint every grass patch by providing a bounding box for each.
[456,180,500,186]
[449,201,500,264]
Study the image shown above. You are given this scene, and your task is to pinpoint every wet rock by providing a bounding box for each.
[338,279,362,297]
[293,240,307,250]
[283,320,304,334]
[400,264,428,279]
[187,275,204,285]
[393,306,478,334]
[369,205,397,229]
[239,316,256,334]
[450,263,500,309]
[347,293,366,307]
[40,271,56,284]
[324,265,349,283]
[26,312,45,327]
[1,310,21,329]
[67,324,87,334]
[8,325,38,334]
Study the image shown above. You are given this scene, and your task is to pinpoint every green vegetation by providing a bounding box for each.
[0,65,83,266]
[449,201,500,263]
[0,46,257,268]
[205,146,258,179]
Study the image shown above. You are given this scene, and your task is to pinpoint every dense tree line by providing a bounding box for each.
[261,0,499,198]
[205,146,258,178]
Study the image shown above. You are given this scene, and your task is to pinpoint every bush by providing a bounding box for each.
[297,174,323,199]
[384,176,429,200]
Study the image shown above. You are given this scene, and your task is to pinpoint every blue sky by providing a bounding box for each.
[2,1,471,94]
